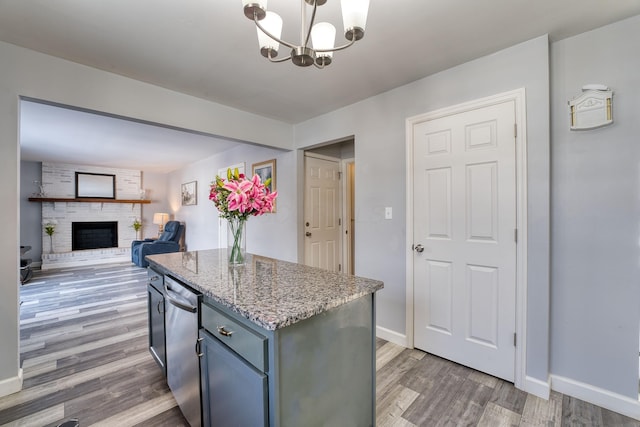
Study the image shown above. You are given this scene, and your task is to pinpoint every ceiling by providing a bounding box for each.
[3,0,640,172]
[19,100,242,173]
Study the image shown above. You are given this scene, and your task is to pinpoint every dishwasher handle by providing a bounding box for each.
[164,284,198,313]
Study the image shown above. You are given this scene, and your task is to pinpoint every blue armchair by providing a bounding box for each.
[131,221,184,267]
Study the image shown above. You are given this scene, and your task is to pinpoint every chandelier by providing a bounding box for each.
[242,0,370,68]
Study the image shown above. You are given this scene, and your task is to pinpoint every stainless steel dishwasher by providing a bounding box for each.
[164,276,202,427]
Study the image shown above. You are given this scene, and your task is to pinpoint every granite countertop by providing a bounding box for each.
[146,249,384,331]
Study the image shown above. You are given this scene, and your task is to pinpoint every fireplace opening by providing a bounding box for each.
[72,221,118,251]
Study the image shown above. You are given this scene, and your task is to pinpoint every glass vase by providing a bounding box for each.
[227,217,247,265]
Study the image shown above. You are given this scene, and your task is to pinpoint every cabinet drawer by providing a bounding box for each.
[201,303,267,372]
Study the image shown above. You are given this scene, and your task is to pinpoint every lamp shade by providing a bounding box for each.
[153,213,169,225]
[311,22,336,59]
[257,11,283,52]
[341,0,369,34]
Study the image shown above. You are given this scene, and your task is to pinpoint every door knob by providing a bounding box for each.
[305,232,312,237]
[414,244,424,253]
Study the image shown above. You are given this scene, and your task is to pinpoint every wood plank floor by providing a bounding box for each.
[0,262,638,426]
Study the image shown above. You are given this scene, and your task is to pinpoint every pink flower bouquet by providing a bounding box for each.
[209,168,277,220]
[210,168,277,264]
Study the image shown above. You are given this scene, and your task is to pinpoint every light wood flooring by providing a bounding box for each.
[0,262,638,426]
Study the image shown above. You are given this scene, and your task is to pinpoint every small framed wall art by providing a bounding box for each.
[181,181,197,206]
[252,159,276,192]
[252,159,276,212]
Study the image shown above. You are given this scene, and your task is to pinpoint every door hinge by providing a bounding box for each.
[514,123,517,138]
[338,218,341,226]
[338,171,342,179]
[513,333,517,346]
[338,264,342,272]
[514,228,518,243]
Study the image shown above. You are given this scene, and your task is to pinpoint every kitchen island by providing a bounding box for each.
[146,249,383,427]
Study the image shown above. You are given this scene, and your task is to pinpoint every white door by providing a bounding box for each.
[413,100,517,381]
[304,154,342,272]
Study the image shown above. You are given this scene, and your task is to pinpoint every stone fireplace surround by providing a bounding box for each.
[40,162,144,270]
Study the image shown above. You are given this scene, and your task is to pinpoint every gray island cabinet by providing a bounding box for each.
[146,249,383,427]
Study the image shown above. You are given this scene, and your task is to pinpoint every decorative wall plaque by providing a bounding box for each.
[569,85,613,130]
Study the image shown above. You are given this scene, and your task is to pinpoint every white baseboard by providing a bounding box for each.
[0,369,23,398]
[524,375,550,400]
[376,326,409,347]
[551,374,640,421]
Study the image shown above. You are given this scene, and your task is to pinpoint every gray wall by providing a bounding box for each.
[294,35,551,383]
[167,144,298,262]
[306,139,355,159]
[550,14,640,398]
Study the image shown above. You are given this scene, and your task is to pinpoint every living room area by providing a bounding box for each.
[18,98,294,273]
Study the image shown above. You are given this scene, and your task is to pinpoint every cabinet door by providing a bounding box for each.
[147,283,166,375]
[200,330,268,427]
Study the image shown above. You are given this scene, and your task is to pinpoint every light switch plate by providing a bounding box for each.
[385,207,392,220]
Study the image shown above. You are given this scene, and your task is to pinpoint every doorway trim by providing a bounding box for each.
[405,88,529,392]
[342,158,355,275]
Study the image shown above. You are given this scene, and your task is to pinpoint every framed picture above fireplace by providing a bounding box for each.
[75,172,116,199]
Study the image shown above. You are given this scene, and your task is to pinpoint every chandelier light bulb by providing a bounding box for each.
[257,11,283,57]
[341,0,369,40]
[311,22,336,65]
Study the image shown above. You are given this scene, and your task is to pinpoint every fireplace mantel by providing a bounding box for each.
[29,197,151,204]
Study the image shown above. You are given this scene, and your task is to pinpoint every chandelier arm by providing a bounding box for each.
[303,1,318,48]
[254,14,297,50]
[315,37,357,54]
[268,54,292,63]
[266,47,292,63]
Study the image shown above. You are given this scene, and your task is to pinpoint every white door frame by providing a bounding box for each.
[341,157,355,275]
[405,88,528,391]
